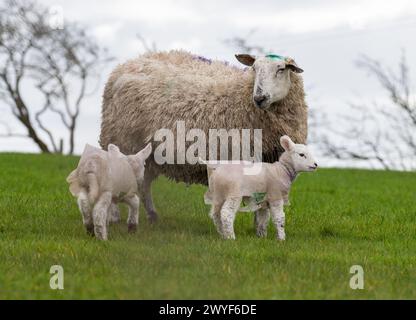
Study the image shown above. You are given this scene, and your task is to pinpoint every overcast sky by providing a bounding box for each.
[1,0,416,167]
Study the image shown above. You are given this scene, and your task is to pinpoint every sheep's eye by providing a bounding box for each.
[276,68,284,74]
[299,153,306,158]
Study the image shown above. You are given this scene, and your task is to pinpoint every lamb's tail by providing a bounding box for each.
[66,170,81,197]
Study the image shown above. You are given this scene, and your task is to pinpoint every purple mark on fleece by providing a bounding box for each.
[192,55,248,72]
[194,55,212,64]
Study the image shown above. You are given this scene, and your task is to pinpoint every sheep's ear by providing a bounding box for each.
[285,58,303,73]
[235,54,256,66]
[280,135,295,151]
[136,143,152,162]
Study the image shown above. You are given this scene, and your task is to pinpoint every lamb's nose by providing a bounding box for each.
[254,95,266,107]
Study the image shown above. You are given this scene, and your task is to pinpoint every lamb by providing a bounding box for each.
[204,136,318,241]
[99,50,308,223]
[66,143,152,240]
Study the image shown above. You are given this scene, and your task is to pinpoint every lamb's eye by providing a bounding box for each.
[276,68,284,74]
[299,153,306,158]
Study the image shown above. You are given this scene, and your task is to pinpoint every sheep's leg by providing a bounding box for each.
[209,204,223,235]
[254,208,270,238]
[125,195,140,233]
[77,189,94,236]
[270,200,285,241]
[139,170,158,223]
[108,202,121,223]
[92,191,112,240]
[220,197,241,240]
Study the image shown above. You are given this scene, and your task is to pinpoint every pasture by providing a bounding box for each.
[0,153,415,299]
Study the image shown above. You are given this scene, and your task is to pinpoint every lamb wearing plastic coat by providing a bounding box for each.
[204,136,317,241]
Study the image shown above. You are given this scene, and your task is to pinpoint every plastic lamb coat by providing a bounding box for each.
[204,135,318,241]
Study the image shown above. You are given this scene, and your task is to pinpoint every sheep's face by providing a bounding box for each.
[280,135,318,172]
[235,54,303,109]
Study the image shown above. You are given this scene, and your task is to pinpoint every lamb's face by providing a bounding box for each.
[280,135,318,172]
[235,54,303,109]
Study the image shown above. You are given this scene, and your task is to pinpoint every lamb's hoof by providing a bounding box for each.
[148,211,158,224]
[277,234,286,241]
[94,233,108,241]
[128,223,137,233]
[223,234,236,240]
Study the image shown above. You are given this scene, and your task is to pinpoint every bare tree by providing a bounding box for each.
[319,53,416,170]
[224,31,268,55]
[0,0,111,154]
[137,33,158,53]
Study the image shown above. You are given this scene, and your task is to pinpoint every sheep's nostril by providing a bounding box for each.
[314,163,318,167]
[254,95,266,106]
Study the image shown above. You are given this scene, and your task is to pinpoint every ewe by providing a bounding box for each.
[204,136,317,241]
[66,143,152,240]
[100,50,307,223]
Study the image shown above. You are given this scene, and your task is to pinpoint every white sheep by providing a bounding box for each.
[99,50,307,223]
[204,136,318,241]
[66,143,152,240]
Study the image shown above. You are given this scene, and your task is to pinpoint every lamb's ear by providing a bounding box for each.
[285,58,304,73]
[108,144,120,153]
[136,143,152,162]
[235,54,256,66]
[280,135,295,151]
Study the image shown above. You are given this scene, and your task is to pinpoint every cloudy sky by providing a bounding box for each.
[1,0,416,166]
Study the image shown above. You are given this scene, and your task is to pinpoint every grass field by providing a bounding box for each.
[0,152,415,299]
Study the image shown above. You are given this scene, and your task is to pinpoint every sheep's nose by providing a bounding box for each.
[254,95,267,107]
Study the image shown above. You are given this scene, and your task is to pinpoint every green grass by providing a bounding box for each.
[0,152,415,299]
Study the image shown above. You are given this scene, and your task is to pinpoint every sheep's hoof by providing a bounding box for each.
[256,229,267,238]
[147,210,158,224]
[85,224,94,236]
[128,223,137,233]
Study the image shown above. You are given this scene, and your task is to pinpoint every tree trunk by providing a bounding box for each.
[14,95,50,153]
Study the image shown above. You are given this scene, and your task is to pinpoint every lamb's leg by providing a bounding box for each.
[108,202,121,223]
[220,197,241,240]
[270,200,285,241]
[254,208,270,238]
[139,169,158,224]
[125,195,140,233]
[92,191,112,240]
[210,203,223,235]
[77,188,94,236]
